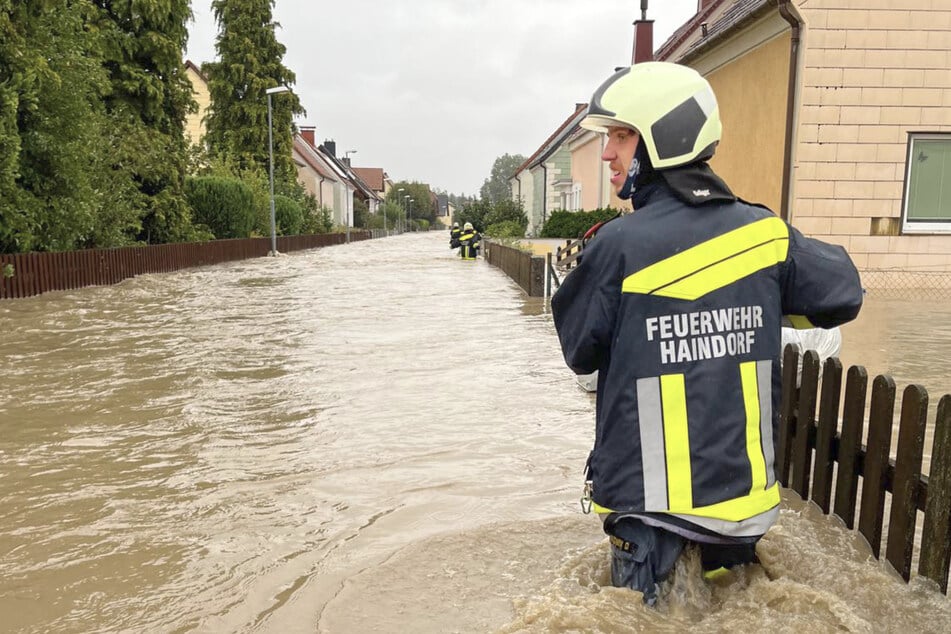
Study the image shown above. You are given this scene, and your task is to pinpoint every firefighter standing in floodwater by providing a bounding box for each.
[551,62,864,605]
[457,222,481,260]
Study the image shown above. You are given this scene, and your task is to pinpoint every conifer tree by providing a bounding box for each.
[0,0,111,252]
[204,0,305,186]
[92,0,197,244]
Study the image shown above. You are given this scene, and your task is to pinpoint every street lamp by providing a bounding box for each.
[266,85,291,257]
[343,150,356,244]
[409,198,415,232]
[397,187,406,233]
[403,195,410,232]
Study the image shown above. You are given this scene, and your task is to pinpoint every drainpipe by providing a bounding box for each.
[542,163,548,230]
[776,0,802,222]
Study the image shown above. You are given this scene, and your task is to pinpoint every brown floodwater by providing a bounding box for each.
[1,233,949,633]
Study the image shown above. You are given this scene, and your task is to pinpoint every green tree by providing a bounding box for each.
[204,0,305,187]
[352,197,370,228]
[455,199,491,233]
[386,181,435,227]
[92,0,198,244]
[479,153,525,204]
[0,0,113,253]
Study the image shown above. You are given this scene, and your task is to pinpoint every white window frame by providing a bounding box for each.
[571,183,582,211]
[901,132,951,234]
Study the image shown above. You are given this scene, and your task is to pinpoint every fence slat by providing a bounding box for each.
[777,345,801,486]
[919,395,951,593]
[859,375,897,557]
[812,358,843,513]
[792,351,820,498]
[833,366,869,529]
[886,384,928,581]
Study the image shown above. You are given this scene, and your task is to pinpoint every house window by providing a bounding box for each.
[902,133,951,233]
[571,183,582,211]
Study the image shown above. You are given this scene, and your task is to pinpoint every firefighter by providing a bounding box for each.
[457,222,481,260]
[450,222,462,249]
[551,62,863,605]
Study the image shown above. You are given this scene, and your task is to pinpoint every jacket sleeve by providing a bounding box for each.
[551,236,621,375]
[781,224,864,329]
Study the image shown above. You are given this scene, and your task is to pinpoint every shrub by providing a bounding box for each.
[485,220,525,238]
[273,194,303,235]
[184,176,256,239]
[540,208,620,239]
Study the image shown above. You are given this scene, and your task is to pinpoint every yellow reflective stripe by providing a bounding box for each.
[703,567,731,581]
[740,362,768,494]
[684,483,780,522]
[785,314,815,329]
[622,217,789,300]
[661,374,692,510]
[596,486,779,522]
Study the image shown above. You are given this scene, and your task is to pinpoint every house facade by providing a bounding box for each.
[293,129,338,212]
[509,104,588,236]
[184,61,210,149]
[659,0,951,286]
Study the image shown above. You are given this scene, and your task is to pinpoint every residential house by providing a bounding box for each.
[436,194,454,227]
[352,167,388,202]
[293,128,338,211]
[509,104,588,236]
[184,60,210,149]
[657,0,951,286]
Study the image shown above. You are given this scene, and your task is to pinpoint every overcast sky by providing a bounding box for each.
[186,0,700,196]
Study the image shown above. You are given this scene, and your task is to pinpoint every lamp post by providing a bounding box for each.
[397,187,405,233]
[409,198,415,232]
[343,150,356,243]
[266,85,291,256]
[403,195,410,232]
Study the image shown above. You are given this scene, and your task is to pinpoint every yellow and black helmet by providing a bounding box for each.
[580,62,722,170]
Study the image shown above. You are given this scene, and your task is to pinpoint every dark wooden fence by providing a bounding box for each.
[483,240,546,297]
[555,237,584,270]
[778,346,951,594]
[0,232,371,300]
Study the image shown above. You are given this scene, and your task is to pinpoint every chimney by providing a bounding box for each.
[299,125,316,147]
[632,1,654,64]
[323,139,336,157]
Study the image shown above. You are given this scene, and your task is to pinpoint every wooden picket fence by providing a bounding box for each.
[778,346,951,594]
[0,232,371,300]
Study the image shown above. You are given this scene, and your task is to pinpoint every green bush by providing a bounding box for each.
[540,208,619,239]
[273,194,303,235]
[485,220,525,238]
[184,175,256,239]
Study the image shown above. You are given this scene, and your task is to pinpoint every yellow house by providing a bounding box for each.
[659,0,951,287]
[184,60,210,149]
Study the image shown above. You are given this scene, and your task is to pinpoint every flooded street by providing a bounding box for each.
[1,232,949,633]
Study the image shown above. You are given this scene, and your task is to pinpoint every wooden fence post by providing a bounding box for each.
[919,395,951,593]
[859,375,897,557]
[812,358,843,513]
[833,365,869,529]
[886,384,928,581]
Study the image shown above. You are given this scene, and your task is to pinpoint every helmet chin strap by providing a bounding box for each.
[618,140,654,201]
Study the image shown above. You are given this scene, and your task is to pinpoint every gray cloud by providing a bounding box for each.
[187,0,699,195]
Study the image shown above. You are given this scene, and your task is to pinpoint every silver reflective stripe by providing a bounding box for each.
[756,361,776,489]
[670,505,779,538]
[757,360,775,488]
[636,377,668,510]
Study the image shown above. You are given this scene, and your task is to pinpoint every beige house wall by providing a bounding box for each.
[703,34,790,212]
[184,64,210,148]
[570,132,603,211]
[793,0,951,274]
